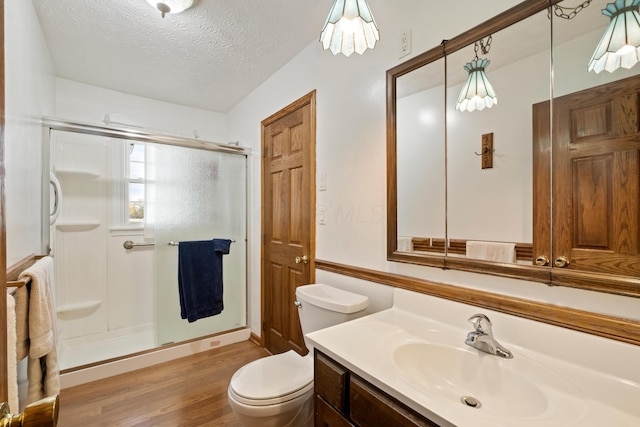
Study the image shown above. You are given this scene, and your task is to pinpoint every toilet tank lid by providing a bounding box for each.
[296,284,369,314]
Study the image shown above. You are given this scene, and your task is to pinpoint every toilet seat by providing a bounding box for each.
[229,350,313,406]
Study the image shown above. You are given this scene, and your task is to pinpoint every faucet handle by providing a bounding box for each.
[467,313,492,334]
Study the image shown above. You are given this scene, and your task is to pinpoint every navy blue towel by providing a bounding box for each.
[178,239,232,323]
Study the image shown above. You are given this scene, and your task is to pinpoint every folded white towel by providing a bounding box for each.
[17,256,60,403]
[18,257,56,359]
[27,346,60,403]
[14,286,29,361]
[466,241,516,264]
[7,294,19,413]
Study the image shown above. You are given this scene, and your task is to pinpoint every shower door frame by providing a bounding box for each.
[40,118,251,359]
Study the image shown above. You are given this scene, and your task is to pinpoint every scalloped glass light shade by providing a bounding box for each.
[146,0,195,17]
[320,0,380,57]
[456,58,498,112]
[588,0,640,73]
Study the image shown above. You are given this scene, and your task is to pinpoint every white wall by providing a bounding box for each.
[4,0,56,266]
[56,79,228,143]
[228,0,640,335]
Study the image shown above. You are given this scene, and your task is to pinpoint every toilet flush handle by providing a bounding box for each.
[294,301,302,308]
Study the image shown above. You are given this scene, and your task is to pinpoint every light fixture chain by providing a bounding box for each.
[474,35,492,59]
[549,0,593,20]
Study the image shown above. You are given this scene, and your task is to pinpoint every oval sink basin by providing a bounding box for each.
[393,342,587,423]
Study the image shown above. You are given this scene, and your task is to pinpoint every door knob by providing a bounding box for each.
[554,256,570,268]
[535,255,550,266]
[1,395,59,426]
[295,254,309,265]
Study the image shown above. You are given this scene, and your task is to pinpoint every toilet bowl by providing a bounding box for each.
[227,350,314,427]
[227,284,369,427]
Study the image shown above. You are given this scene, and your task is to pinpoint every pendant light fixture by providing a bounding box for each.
[320,0,380,57]
[146,0,196,18]
[588,0,640,73]
[456,36,498,112]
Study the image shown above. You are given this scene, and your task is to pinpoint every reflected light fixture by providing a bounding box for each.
[588,0,640,73]
[146,0,195,18]
[320,0,380,57]
[456,37,498,112]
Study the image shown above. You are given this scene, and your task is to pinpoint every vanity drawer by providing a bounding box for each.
[314,350,349,413]
[349,375,439,427]
[315,395,356,427]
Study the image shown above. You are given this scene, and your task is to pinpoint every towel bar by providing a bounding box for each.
[6,277,30,288]
[168,239,236,246]
[123,240,155,250]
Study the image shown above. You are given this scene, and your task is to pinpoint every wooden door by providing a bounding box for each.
[552,76,640,278]
[1,0,8,405]
[261,91,316,356]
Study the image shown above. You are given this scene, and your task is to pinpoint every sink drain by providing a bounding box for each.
[461,396,481,408]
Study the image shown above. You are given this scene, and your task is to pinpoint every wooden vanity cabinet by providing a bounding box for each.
[314,350,440,427]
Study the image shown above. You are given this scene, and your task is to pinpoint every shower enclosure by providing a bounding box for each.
[43,121,248,370]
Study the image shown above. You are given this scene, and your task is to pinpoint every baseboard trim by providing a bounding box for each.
[249,332,262,346]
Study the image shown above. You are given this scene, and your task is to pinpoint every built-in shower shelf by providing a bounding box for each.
[56,222,101,232]
[57,300,101,319]
[55,169,100,179]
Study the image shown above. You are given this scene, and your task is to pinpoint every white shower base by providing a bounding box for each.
[60,327,251,388]
[58,323,155,371]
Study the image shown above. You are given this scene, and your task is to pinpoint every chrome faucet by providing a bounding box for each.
[465,313,513,359]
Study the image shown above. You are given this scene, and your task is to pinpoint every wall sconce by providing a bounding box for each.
[146,0,196,18]
[456,36,498,112]
[320,0,380,57]
[588,0,640,73]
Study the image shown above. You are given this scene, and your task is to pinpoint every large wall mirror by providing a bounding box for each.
[388,0,640,296]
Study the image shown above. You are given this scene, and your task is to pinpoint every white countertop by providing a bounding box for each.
[306,288,640,427]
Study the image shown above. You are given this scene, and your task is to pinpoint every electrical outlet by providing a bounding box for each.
[400,30,412,59]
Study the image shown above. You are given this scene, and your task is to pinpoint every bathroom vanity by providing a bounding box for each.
[306,288,640,427]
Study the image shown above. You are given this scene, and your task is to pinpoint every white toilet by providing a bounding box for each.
[227,283,369,427]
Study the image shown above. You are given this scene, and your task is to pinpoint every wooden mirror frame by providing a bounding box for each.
[387,0,560,284]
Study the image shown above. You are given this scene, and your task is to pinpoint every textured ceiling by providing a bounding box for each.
[32,0,329,113]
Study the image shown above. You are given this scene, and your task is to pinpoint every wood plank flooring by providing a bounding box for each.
[58,340,270,427]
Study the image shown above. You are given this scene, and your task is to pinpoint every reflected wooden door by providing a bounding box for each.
[552,76,640,280]
[262,91,316,355]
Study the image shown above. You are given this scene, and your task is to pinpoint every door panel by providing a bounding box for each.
[262,92,316,355]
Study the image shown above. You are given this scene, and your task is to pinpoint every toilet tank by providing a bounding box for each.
[295,284,369,352]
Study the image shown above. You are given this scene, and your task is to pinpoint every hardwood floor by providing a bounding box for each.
[58,340,270,426]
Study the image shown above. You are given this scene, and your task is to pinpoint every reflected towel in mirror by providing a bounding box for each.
[466,241,516,264]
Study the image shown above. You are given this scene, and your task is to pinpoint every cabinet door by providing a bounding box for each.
[315,396,355,427]
[314,351,348,413]
[552,76,640,281]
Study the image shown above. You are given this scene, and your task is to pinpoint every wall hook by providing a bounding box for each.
[476,133,494,169]
[474,146,495,156]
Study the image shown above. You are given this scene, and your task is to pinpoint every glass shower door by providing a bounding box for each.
[148,144,247,345]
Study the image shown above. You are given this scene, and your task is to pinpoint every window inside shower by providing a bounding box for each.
[127,142,145,223]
